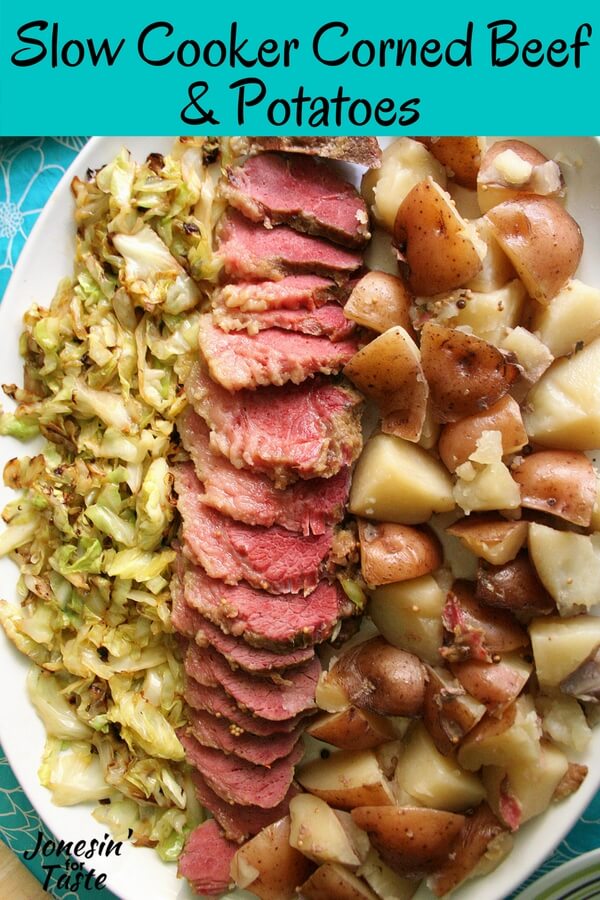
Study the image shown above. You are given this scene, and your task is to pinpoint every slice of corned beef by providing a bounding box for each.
[239,136,382,168]
[185,679,309,736]
[188,708,304,766]
[179,731,304,807]
[212,299,356,341]
[177,407,350,535]
[178,819,236,897]
[184,564,351,650]
[191,770,297,842]
[217,211,362,282]
[215,275,346,313]
[198,315,360,391]
[186,363,363,485]
[185,643,320,720]
[172,571,314,670]
[196,617,314,672]
[222,153,370,247]
[173,463,333,594]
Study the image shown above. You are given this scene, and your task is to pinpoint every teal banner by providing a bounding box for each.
[0,1,598,135]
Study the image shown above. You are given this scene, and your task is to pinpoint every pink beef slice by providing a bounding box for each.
[240,136,382,168]
[171,572,314,671]
[212,298,356,341]
[178,819,236,897]
[188,708,304,766]
[198,315,361,391]
[173,463,334,594]
[186,363,363,485]
[183,564,351,650]
[177,407,350,535]
[222,152,370,247]
[179,730,304,807]
[215,275,347,313]
[191,770,297,842]
[185,679,309,736]
[185,643,320,720]
[217,210,362,282]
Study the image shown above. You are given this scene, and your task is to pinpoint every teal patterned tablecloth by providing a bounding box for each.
[0,136,599,898]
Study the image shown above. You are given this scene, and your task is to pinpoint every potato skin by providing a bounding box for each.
[299,862,378,900]
[359,520,442,586]
[428,802,511,896]
[306,707,397,750]
[394,178,484,296]
[486,196,583,305]
[344,271,414,335]
[512,450,596,527]
[344,327,428,442]
[446,515,528,565]
[420,323,520,423]
[415,137,484,189]
[331,637,427,717]
[423,666,486,755]
[450,656,531,708]
[231,816,313,900]
[438,395,528,472]
[477,139,563,213]
[476,552,556,616]
[351,806,465,879]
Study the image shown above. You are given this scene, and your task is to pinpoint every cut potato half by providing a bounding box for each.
[394,178,486,296]
[530,615,600,689]
[531,279,600,358]
[486,196,583,305]
[369,575,445,665]
[296,749,396,810]
[289,794,369,868]
[350,433,454,524]
[528,522,600,614]
[513,451,596,526]
[359,520,442,586]
[446,516,528,565]
[439,395,527,474]
[344,271,413,335]
[420,323,519,423]
[477,140,563,213]
[230,816,312,900]
[415,136,485,189]
[362,138,447,232]
[344,327,428,442]
[351,806,465,879]
[395,723,486,812]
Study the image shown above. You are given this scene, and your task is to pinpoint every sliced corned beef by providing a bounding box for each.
[179,731,304,808]
[217,211,362,282]
[188,708,304,766]
[191,770,297,842]
[186,363,363,485]
[173,463,333,593]
[239,136,382,168]
[177,407,350,535]
[196,616,314,672]
[177,819,236,897]
[222,152,370,247]
[183,565,351,650]
[215,275,346,313]
[172,572,314,670]
[185,679,309,736]
[198,315,360,391]
[185,643,320,720]
[212,298,356,341]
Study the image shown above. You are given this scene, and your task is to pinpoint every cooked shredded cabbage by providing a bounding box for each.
[0,138,227,859]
